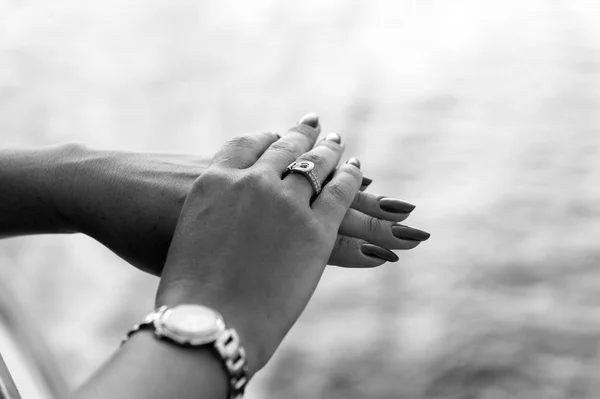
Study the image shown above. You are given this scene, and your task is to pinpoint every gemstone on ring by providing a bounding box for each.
[283,161,321,196]
[291,161,314,173]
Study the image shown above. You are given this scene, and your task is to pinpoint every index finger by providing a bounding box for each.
[255,112,321,170]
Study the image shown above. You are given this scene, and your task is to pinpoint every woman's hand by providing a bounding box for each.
[73,118,431,399]
[52,116,428,276]
[156,121,366,375]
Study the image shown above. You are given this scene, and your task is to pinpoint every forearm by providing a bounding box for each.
[74,330,230,399]
[1,142,203,274]
[56,147,194,274]
[0,145,77,238]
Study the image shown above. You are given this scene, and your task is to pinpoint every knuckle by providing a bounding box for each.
[280,185,306,209]
[365,214,384,233]
[342,163,363,182]
[333,236,377,268]
[352,191,366,209]
[278,190,314,221]
[327,180,352,203]
[60,142,87,156]
[270,140,298,160]
[333,234,353,252]
[190,168,224,194]
[226,135,256,149]
[235,169,271,190]
[317,139,342,152]
[287,124,315,138]
[263,131,281,141]
[299,151,326,168]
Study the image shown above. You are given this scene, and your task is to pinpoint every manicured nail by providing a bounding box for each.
[347,157,361,168]
[361,176,373,188]
[325,132,342,144]
[391,224,430,241]
[298,112,319,128]
[274,132,281,139]
[361,244,399,262]
[379,198,416,214]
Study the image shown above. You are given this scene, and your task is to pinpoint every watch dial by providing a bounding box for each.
[163,305,224,336]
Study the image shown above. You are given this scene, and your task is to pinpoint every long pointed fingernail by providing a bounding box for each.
[361,244,399,262]
[325,132,342,143]
[379,198,416,214]
[361,176,373,188]
[347,157,361,168]
[391,224,430,241]
[298,112,319,128]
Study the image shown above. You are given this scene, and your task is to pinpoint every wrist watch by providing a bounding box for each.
[121,304,249,399]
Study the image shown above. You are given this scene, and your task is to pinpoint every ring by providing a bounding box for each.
[282,161,322,196]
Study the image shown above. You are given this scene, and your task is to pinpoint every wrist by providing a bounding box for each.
[46,143,90,234]
[49,143,109,236]
[155,289,271,378]
[77,329,230,399]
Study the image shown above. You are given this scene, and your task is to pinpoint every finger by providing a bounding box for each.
[328,235,398,268]
[324,169,371,191]
[339,208,429,250]
[256,112,321,170]
[282,133,344,200]
[313,158,363,226]
[351,192,416,223]
[211,132,281,169]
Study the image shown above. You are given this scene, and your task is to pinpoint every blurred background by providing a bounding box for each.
[2,0,600,397]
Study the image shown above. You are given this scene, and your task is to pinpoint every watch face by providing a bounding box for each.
[156,304,226,345]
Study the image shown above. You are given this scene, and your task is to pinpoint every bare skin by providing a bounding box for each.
[75,116,379,399]
[1,114,431,398]
[0,118,428,276]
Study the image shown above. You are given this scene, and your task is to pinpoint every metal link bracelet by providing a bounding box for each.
[121,306,249,399]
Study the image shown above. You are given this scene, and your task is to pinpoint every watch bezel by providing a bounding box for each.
[153,304,227,346]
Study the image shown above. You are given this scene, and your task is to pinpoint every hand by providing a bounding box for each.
[156,121,365,375]
[56,117,428,276]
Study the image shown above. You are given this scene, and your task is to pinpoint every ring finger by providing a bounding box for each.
[282,133,345,200]
[339,208,430,250]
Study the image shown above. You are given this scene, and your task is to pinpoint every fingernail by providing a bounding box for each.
[274,132,281,139]
[298,112,319,128]
[361,176,373,188]
[379,198,416,214]
[361,244,399,262]
[325,132,342,144]
[391,224,430,241]
[347,157,361,168]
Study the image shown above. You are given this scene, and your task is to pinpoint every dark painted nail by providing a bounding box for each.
[325,132,342,144]
[361,176,373,188]
[379,198,416,214]
[391,224,430,241]
[298,112,319,128]
[347,157,361,168]
[361,244,399,262]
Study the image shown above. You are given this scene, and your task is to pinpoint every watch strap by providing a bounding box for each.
[121,306,249,399]
[214,328,248,399]
[120,306,166,345]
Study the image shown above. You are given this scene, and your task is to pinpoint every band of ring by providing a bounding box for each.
[283,161,322,196]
